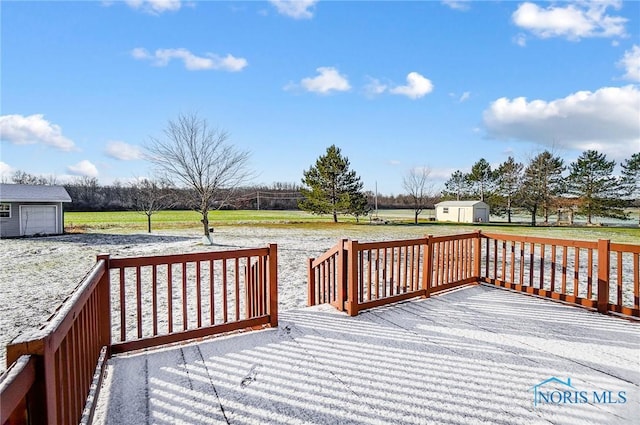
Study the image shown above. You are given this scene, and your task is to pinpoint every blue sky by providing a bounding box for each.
[1,0,639,195]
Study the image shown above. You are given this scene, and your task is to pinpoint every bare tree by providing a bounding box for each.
[11,170,55,185]
[403,166,435,224]
[131,178,175,233]
[145,113,252,240]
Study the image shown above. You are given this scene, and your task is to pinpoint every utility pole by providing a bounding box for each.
[375,181,378,218]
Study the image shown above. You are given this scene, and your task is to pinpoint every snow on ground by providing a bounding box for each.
[93,285,640,425]
[0,225,461,372]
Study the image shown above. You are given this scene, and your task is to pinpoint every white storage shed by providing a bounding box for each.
[435,200,490,223]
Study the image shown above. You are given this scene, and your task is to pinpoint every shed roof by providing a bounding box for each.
[435,200,488,208]
[0,184,72,203]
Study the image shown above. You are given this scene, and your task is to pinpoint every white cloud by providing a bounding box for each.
[289,67,351,94]
[513,33,528,47]
[459,91,471,102]
[0,114,76,151]
[269,0,317,19]
[105,141,143,161]
[67,160,99,178]
[390,72,434,99]
[512,1,627,41]
[0,161,15,181]
[483,85,640,160]
[618,45,640,82]
[364,77,388,97]
[131,48,247,72]
[125,0,182,14]
[442,1,471,11]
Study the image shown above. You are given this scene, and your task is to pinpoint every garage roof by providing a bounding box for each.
[0,184,72,203]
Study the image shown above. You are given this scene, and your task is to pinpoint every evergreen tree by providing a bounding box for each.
[442,170,470,201]
[299,145,366,223]
[495,156,523,223]
[567,150,627,224]
[348,190,370,222]
[467,158,496,202]
[621,152,640,225]
[518,151,565,226]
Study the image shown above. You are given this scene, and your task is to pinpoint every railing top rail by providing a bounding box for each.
[8,259,107,353]
[355,237,428,250]
[610,242,640,254]
[311,239,346,268]
[481,232,598,249]
[109,246,271,268]
[429,232,480,243]
[0,354,36,423]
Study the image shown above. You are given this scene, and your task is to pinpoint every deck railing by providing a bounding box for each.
[1,245,278,425]
[108,245,278,353]
[309,231,640,318]
[308,233,481,316]
[480,232,640,317]
[2,258,111,425]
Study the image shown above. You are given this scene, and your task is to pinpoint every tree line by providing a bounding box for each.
[442,150,640,225]
[5,112,638,232]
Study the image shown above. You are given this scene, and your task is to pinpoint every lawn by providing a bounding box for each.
[64,209,640,243]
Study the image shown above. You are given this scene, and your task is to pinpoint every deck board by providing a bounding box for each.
[93,285,639,424]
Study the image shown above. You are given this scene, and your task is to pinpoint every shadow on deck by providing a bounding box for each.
[93,285,640,425]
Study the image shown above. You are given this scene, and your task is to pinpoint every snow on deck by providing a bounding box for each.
[92,285,639,425]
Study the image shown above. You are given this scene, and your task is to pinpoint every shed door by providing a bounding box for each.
[21,206,57,236]
[458,208,466,222]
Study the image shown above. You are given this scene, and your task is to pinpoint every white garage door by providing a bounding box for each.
[21,206,57,236]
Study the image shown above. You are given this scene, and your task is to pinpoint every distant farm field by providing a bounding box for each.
[65,210,339,229]
[63,209,640,243]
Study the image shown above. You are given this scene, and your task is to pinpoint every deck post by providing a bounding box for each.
[268,244,279,327]
[97,254,112,355]
[307,258,316,306]
[597,239,610,314]
[474,231,482,282]
[41,336,58,425]
[346,240,359,316]
[422,236,433,297]
[336,239,348,311]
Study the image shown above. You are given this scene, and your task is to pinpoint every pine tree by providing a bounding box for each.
[467,158,496,202]
[519,151,565,226]
[299,145,366,223]
[495,157,523,223]
[567,150,626,224]
[442,170,469,201]
[621,152,640,225]
[348,190,370,222]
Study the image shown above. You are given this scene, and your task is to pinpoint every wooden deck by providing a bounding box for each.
[93,285,639,425]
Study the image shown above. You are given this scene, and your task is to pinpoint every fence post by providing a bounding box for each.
[422,236,433,297]
[336,239,348,312]
[474,231,482,281]
[307,258,316,306]
[597,239,610,314]
[4,348,47,425]
[97,254,112,354]
[268,244,279,327]
[346,240,359,316]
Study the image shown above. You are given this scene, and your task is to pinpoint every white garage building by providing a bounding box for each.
[435,200,490,223]
[0,184,72,237]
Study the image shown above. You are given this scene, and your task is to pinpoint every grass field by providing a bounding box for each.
[64,209,640,243]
